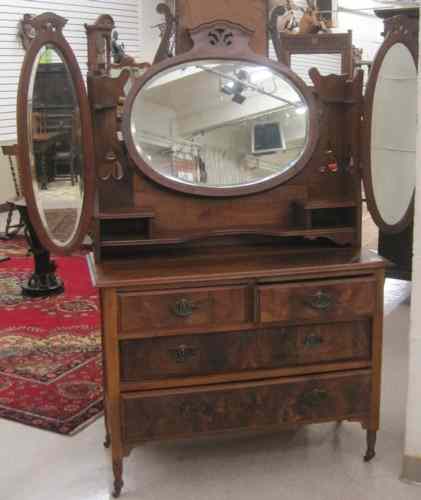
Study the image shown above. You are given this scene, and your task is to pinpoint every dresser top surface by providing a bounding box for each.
[88,246,387,289]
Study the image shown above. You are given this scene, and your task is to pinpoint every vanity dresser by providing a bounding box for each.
[16,2,418,497]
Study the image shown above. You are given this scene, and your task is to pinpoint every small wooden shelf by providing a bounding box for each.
[97,208,156,220]
[99,226,356,249]
[303,199,357,210]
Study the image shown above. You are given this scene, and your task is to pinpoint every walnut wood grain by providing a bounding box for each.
[119,321,371,383]
[121,371,371,443]
[88,247,387,289]
[118,285,251,334]
[259,277,376,324]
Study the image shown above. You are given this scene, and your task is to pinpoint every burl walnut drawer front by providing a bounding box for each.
[118,286,250,335]
[120,321,371,383]
[259,277,377,324]
[121,372,371,443]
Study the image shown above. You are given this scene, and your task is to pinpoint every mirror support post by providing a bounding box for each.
[16,203,64,297]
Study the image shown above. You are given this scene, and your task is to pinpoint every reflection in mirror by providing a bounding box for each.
[371,42,416,226]
[28,45,83,245]
[131,60,309,189]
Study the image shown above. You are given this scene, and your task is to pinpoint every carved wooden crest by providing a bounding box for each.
[189,21,254,53]
[383,14,418,40]
[18,12,67,50]
[28,12,67,33]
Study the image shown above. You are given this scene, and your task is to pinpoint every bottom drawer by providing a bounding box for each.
[121,371,371,443]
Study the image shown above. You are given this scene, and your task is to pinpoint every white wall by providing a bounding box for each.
[0,0,141,204]
[0,147,17,204]
[338,12,382,61]
[139,0,163,63]
[403,7,421,481]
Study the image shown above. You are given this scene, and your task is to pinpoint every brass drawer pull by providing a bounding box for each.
[171,298,200,318]
[168,345,199,364]
[300,388,329,408]
[305,291,334,311]
[179,400,213,418]
[303,334,324,348]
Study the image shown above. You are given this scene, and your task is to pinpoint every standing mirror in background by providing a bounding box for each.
[364,36,417,234]
[125,58,317,197]
[17,13,95,255]
[29,45,83,245]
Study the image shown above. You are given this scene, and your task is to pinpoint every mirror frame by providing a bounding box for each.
[17,12,95,254]
[363,17,418,234]
[123,21,319,197]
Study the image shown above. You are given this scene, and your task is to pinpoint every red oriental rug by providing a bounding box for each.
[0,251,103,435]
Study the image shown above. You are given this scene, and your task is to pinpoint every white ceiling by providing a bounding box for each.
[144,66,300,117]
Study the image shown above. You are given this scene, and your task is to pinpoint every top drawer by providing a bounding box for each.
[118,285,250,335]
[259,277,376,324]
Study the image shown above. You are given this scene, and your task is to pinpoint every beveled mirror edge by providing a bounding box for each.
[17,12,96,255]
[362,15,418,235]
[122,20,320,198]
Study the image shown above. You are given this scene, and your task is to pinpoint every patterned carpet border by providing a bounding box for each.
[0,249,103,436]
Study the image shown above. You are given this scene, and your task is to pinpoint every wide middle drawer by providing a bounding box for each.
[120,320,371,383]
[118,285,250,335]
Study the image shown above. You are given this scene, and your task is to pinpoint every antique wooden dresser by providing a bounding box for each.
[16,2,418,498]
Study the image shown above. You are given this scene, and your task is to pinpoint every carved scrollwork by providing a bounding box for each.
[208,28,234,47]
[189,21,254,53]
[28,12,68,34]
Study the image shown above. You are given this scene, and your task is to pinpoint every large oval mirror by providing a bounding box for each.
[27,45,83,245]
[365,41,417,233]
[17,14,95,254]
[124,59,317,196]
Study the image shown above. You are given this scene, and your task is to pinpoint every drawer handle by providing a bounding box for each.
[303,334,324,348]
[171,298,200,318]
[300,388,329,408]
[168,345,199,364]
[305,291,334,311]
[179,400,213,418]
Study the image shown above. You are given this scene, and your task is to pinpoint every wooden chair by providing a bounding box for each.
[53,109,81,185]
[32,111,47,135]
[0,145,25,239]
